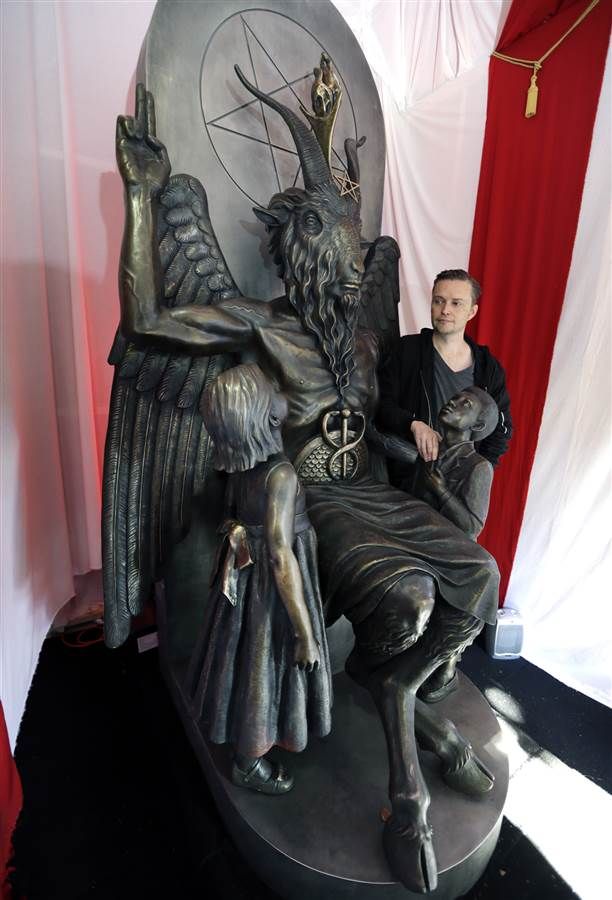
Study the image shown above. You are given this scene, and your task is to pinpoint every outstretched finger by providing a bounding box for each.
[134,82,146,138]
[146,90,156,137]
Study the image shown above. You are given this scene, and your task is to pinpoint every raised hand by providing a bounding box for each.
[116,83,170,195]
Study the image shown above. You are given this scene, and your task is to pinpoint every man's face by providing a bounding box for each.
[438,390,482,434]
[431,279,477,336]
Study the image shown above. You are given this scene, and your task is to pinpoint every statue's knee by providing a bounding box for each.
[387,574,435,639]
[353,574,436,662]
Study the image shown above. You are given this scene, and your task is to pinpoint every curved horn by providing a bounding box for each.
[234,65,334,191]
[345,136,366,188]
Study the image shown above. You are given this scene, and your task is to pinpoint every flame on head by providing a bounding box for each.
[234,63,363,203]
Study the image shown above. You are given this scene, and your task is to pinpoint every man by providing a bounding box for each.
[377,270,512,490]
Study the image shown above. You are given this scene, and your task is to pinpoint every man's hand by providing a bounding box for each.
[294,635,320,673]
[116,83,170,196]
[411,420,441,462]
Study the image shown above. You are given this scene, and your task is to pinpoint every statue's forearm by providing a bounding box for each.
[437,491,480,539]
[270,546,314,641]
[366,423,418,465]
[117,185,253,356]
[119,186,163,337]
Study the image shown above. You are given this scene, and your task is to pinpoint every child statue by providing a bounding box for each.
[414,386,499,702]
[187,364,332,793]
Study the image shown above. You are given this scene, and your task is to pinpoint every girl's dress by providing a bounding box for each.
[189,456,332,759]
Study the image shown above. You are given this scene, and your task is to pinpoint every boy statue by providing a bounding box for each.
[415,386,499,702]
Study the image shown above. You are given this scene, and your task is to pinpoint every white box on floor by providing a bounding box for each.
[486,608,524,659]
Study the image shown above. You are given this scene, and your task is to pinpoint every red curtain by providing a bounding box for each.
[0,703,21,896]
[468,0,611,599]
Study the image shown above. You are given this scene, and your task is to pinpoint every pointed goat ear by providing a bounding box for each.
[253,206,288,228]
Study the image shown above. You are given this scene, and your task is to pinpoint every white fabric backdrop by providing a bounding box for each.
[1,0,155,749]
[1,0,609,749]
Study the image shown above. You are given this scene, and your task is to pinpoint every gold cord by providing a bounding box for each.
[491,0,600,118]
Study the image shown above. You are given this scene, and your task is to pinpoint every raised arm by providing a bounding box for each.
[265,464,319,672]
[116,84,252,355]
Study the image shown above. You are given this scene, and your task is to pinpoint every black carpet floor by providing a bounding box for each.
[9,631,610,900]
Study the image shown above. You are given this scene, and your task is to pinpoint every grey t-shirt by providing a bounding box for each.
[433,349,474,427]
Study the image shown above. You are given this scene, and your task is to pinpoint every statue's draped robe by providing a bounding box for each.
[306,478,499,629]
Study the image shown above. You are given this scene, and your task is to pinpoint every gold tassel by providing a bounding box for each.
[525,67,540,118]
[493,0,599,119]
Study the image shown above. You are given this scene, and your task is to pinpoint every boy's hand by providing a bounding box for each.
[294,635,320,672]
[424,465,447,494]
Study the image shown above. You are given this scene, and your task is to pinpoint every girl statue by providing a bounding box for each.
[187,364,332,793]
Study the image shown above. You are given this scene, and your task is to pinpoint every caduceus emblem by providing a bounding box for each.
[321,408,366,480]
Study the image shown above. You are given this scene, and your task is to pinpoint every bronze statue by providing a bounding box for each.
[187,363,332,794]
[413,386,499,703]
[105,65,500,893]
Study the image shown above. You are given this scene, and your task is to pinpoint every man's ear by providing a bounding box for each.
[253,206,288,228]
[467,303,479,322]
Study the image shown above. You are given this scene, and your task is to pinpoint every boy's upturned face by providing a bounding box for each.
[438,390,482,434]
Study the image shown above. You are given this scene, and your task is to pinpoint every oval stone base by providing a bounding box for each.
[162,633,508,900]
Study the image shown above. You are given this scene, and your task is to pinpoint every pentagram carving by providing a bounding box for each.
[200,9,358,207]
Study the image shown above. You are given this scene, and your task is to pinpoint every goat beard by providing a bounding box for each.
[285,244,360,402]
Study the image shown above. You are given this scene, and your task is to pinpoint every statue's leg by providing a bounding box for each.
[347,574,437,893]
[418,652,461,702]
[414,699,494,796]
[347,582,483,894]
[418,626,481,703]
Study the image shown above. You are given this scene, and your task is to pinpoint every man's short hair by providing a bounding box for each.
[433,269,481,305]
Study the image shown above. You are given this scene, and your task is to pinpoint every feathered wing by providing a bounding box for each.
[359,235,401,357]
[102,174,239,648]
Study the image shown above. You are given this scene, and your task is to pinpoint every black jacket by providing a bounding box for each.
[376,329,512,484]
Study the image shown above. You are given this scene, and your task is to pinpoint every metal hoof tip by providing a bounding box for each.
[383,817,438,894]
[231,758,294,795]
[443,752,494,797]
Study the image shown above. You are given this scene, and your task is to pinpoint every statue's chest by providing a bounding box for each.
[252,320,377,423]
